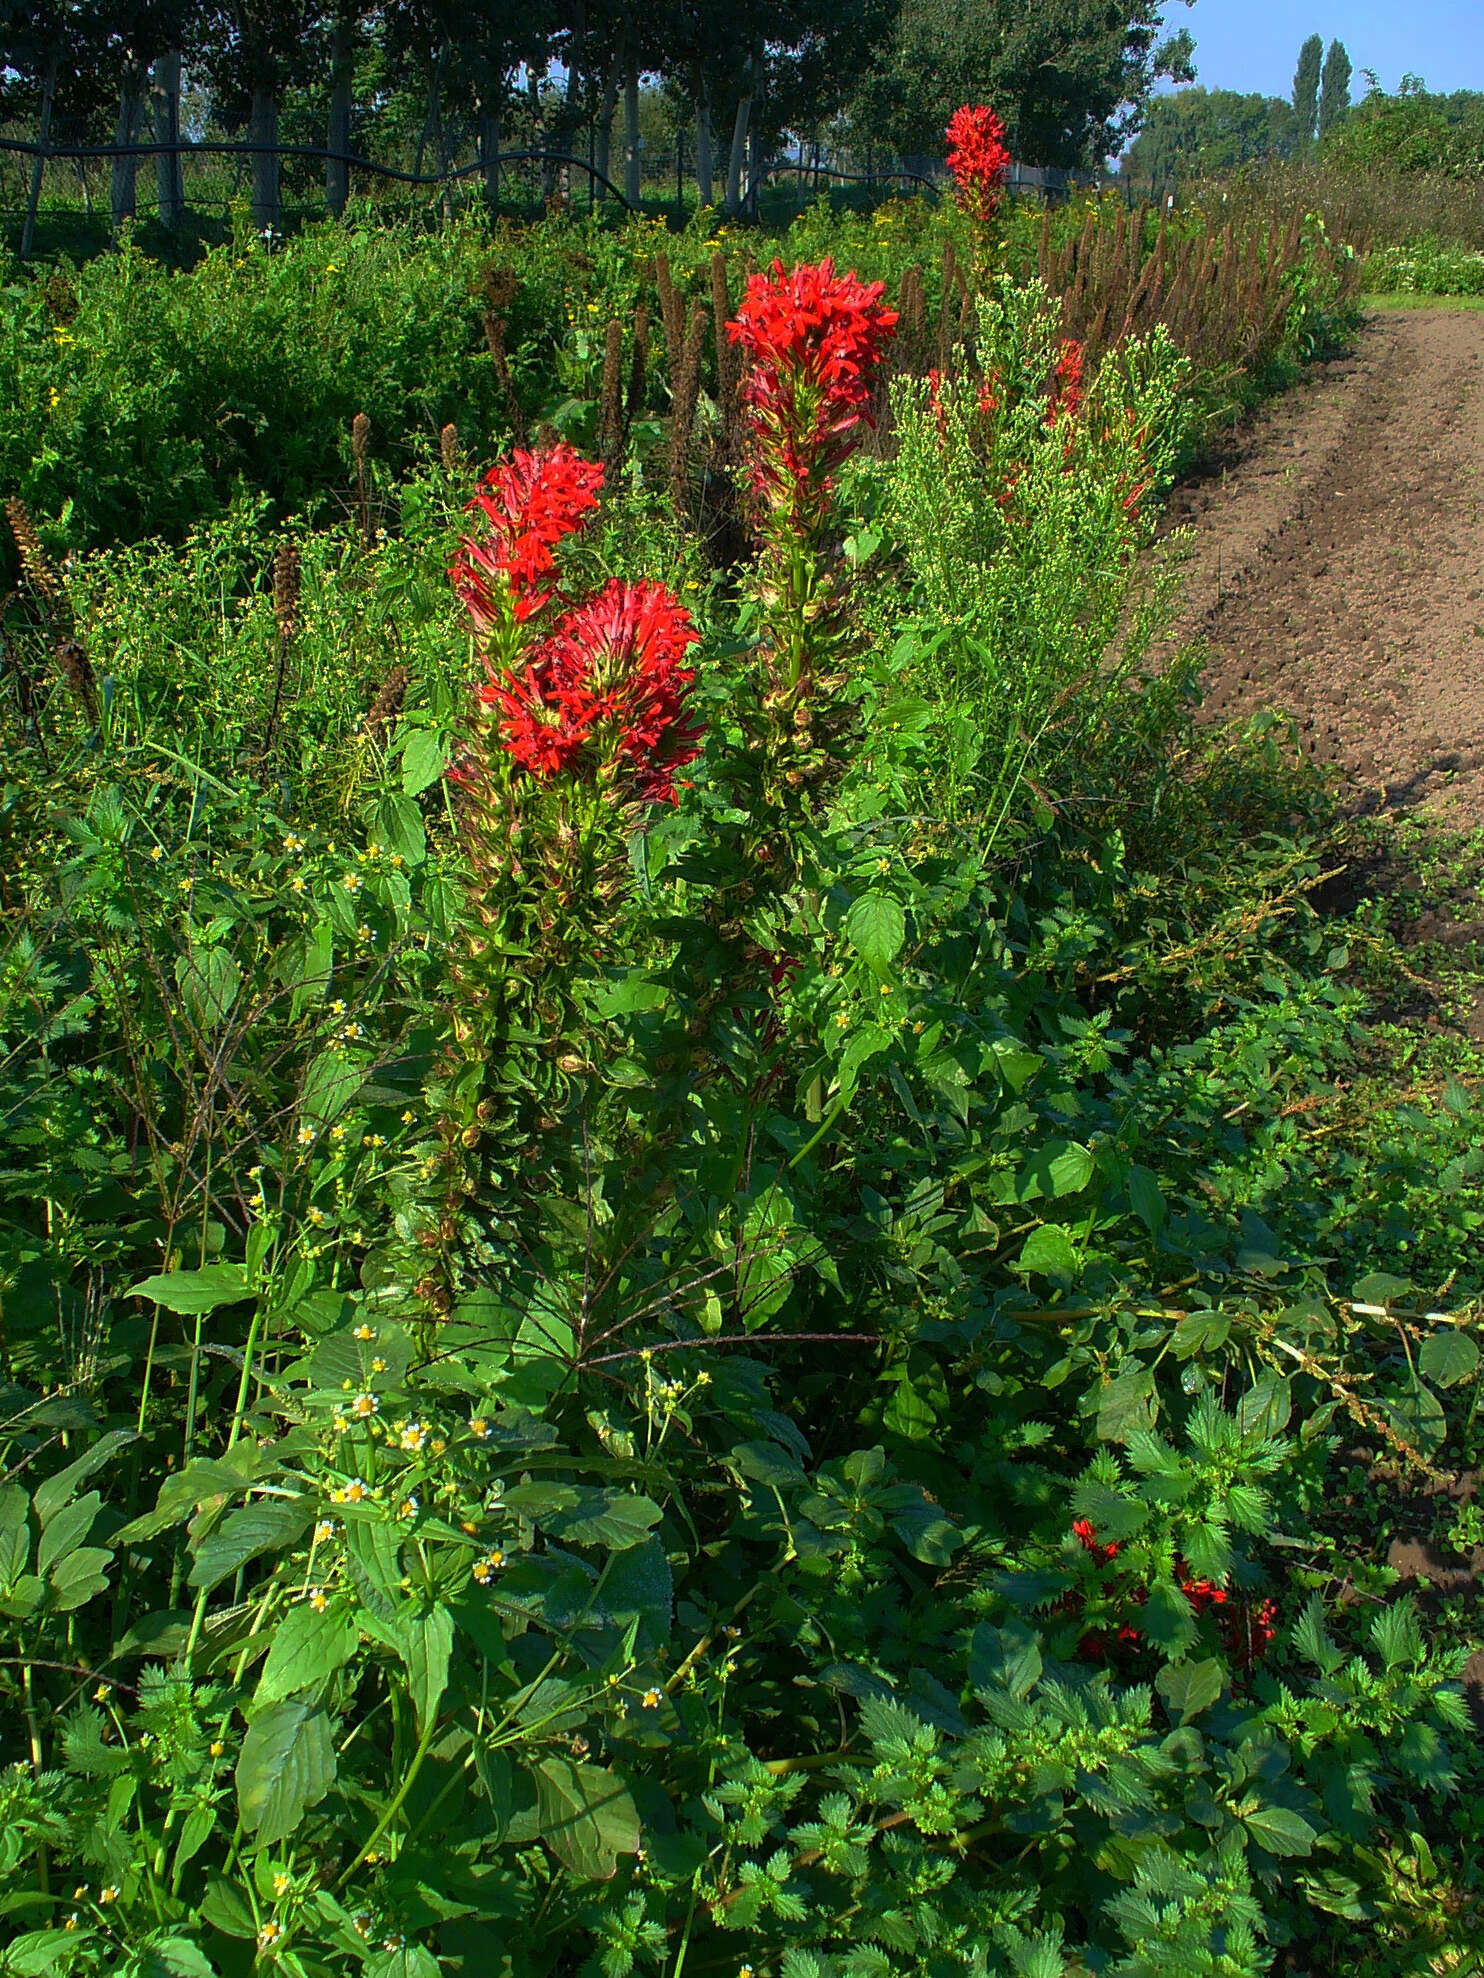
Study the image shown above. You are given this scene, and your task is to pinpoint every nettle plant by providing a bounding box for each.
[0,219,1476,1978]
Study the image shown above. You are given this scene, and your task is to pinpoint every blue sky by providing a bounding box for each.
[1160,0,1484,98]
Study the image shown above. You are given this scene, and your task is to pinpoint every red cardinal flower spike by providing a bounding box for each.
[728,257,898,538]
[482,578,702,805]
[946,105,1011,222]
[1048,339,1085,428]
[451,441,605,632]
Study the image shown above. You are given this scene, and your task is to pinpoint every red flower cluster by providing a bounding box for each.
[946,105,1011,222]
[1069,1521,1278,1674]
[451,442,605,629]
[481,578,701,804]
[1047,339,1085,428]
[728,258,898,534]
[1072,1516,1119,1564]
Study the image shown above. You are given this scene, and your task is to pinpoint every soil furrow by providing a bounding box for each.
[1163,308,1484,824]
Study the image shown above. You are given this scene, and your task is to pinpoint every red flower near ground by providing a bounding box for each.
[452,442,605,630]
[1073,1517,1120,1565]
[946,105,1011,222]
[728,258,898,535]
[1048,339,1085,428]
[481,578,702,804]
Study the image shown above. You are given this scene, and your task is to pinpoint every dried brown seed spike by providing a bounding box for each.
[351,412,371,467]
[440,423,459,473]
[364,664,409,746]
[6,499,59,610]
[273,542,301,644]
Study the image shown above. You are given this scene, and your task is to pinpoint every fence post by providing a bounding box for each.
[20,48,59,261]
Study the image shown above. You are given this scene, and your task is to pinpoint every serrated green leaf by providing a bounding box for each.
[373,792,426,868]
[1019,1224,1079,1281]
[0,1488,30,1586]
[532,1758,640,1880]
[846,892,906,974]
[1156,1656,1223,1723]
[128,1266,251,1316]
[400,727,447,796]
[256,1602,359,1703]
[235,1700,334,1845]
[189,1498,314,1592]
[402,1605,454,1732]
[176,946,241,1030]
[37,1492,98,1577]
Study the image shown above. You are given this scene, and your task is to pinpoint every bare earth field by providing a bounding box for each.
[1161,307,1484,826]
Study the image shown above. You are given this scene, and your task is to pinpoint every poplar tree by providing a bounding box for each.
[1318,37,1352,139]
[1292,32,1322,146]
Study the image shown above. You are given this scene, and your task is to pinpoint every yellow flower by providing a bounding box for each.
[100,1885,120,1904]
[307,1586,329,1611]
[342,872,361,894]
[354,1323,376,1342]
[397,1496,419,1518]
[371,1356,387,1375]
[93,1682,110,1703]
[297,1123,317,1146]
[398,1420,429,1452]
[835,1010,850,1028]
[210,1740,225,1757]
[469,1416,489,1439]
[314,1519,335,1542]
[149,844,164,862]
[350,1392,379,1419]
[641,1687,662,1709]
[272,1871,291,1896]
[401,1109,417,1125]
[257,1921,282,1949]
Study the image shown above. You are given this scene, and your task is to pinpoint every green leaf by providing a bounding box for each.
[189,1498,314,1592]
[198,1877,257,1940]
[532,1758,640,1880]
[134,1936,218,1978]
[1018,1139,1095,1202]
[846,892,906,974]
[1381,1377,1447,1458]
[1242,1804,1316,1856]
[0,1488,30,1586]
[1128,1164,1166,1233]
[176,946,241,1030]
[37,1492,99,1577]
[1156,1656,1223,1723]
[373,792,427,868]
[1237,1375,1291,1442]
[364,1949,440,1978]
[1018,1224,1079,1282]
[235,1700,335,1846]
[1419,1329,1479,1390]
[256,1602,358,1703]
[49,1545,112,1611]
[128,1266,251,1316]
[1173,1309,1230,1359]
[1096,1366,1156,1443]
[300,1048,367,1126]
[401,1605,454,1733]
[401,727,447,797]
[544,1491,663,1552]
[1352,1272,1414,1308]
[34,1429,138,1526]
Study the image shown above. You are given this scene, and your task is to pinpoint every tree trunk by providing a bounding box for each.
[326,14,353,218]
[20,48,59,261]
[249,84,279,233]
[595,59,618,193]
[479,110,500,213]
[724,91,751,216]
[623,42,641,207]
[694,71,713,208]
[414,43,444,184]
[111,62,145,229]
[151,51,185,229]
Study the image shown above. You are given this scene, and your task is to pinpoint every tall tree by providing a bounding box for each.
[198,1,316,230]
[862,0,1195,168]
[1292,31,1322,147]
[1318,37,1351,140]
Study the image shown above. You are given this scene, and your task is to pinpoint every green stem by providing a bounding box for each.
[335,1713,439,1889]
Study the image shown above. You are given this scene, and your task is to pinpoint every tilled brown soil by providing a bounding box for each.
[1161,307,1484,824]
